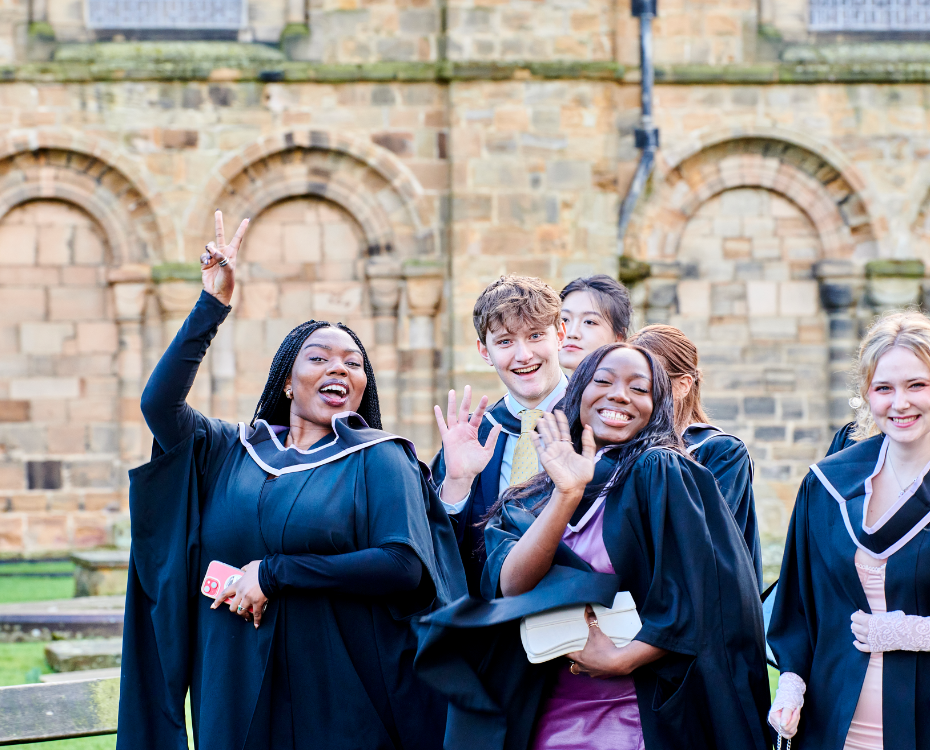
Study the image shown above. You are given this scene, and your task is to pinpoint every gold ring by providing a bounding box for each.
[588,619,599,629]
[570,661,580,675]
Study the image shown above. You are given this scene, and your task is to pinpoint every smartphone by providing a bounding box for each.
[201,560,244,604]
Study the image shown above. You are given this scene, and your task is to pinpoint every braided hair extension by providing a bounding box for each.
[250,320,382,430]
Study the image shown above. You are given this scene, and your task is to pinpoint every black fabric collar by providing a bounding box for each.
[811,434,930,559]
[239,412,414,476]
[682,423,722,450]
[482,396,522,436]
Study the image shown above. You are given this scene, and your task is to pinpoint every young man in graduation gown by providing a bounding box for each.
[431,275,568,594]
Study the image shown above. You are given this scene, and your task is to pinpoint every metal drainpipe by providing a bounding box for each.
[617,0,660,255]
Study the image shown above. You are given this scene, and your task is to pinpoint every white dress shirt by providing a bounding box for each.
[442,374,569,514]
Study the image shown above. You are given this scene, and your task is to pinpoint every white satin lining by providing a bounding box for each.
[809,439,930,560]
[861,436,930,534]
[237,412,408,477]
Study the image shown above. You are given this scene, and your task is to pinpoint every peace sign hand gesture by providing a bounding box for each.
[200,210,249,306]
[530,410,596,498]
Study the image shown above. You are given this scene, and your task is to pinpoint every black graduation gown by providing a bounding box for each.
[117,298,466,750]
[768,435,930,750]
[827,421,857,456]
[683,423,764,591]
[429,397,514,595]
[415,448,771,750]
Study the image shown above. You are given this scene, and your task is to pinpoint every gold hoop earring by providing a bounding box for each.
[285,388,293,400]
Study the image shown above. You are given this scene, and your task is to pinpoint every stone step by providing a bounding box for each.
[0,595,124,642]
[40,667,121,684]
[0,677,119,744]
[45,637,122,672]
[71,550,130,597]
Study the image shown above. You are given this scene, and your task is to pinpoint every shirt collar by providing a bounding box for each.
[504,373,569,417]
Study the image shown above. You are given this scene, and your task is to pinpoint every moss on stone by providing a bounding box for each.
[280,23,310,43]
[55,42,285,64]
[152,262,202,282]
[28,22,55,42]
[618,256,651,285]
[865,259,926,279]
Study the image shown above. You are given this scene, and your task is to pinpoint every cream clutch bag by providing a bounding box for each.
[519,592,642,664]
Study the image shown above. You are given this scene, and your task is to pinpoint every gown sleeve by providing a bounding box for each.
[258,543,423,598]
[626,452,707,656]
[766,473,817,681]
[140,289,231,452]
[826,421,856,457]
[694,437,764,591]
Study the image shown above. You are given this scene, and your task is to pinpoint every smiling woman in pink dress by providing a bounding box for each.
[768,311,930,750]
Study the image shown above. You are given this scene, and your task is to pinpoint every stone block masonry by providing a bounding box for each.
[0,2,926,578]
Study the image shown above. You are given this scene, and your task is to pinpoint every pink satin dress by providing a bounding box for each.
[844,548,886,750]
[529,497,645,750]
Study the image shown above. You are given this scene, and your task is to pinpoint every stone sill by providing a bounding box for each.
[0,57,929,84]
[654,62,930,84]
[0,60,628,84]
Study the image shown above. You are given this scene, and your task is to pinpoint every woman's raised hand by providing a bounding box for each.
[530,410,595,497]
[200,210,249,306]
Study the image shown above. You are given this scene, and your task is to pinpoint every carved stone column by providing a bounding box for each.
[398,260,444,454]
[108,265,151,466]
[865,259,925,316]
[618,256,651,331]
[815,260,866,432]
[366,258,403,435]
[643,262,681,325]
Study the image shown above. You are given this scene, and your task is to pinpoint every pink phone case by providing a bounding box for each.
[201,560,244,604]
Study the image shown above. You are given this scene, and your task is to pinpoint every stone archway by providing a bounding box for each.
[628,138,879,579]
[183,130,434,261]
[180,137,441,445]
[0,148,164,264]
[628,137,878,264]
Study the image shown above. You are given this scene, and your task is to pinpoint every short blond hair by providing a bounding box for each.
[852,310,930,440]
[472,275,562,345]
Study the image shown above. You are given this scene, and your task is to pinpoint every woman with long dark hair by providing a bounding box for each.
[117,212,464,750]
[416,343,771,750]
[630,324,763,590]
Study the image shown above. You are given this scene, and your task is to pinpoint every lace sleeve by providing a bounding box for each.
[867,611,930,652]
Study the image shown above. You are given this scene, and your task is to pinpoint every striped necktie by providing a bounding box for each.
[510,409,545,486]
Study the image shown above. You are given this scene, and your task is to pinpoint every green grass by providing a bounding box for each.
[0,642,52,686]
[0,575,75,603]
[0,560,74,575]
[0,561,76,603]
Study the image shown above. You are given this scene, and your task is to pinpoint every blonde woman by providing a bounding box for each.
[630,325,763,591]
[768,311,930,749]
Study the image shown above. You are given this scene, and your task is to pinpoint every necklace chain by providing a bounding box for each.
[889,455,921,497]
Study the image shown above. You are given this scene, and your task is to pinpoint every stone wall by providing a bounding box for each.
[0,3,929,568]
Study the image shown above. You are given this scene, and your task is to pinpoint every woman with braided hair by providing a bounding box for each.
[629,324,764,592]
[117,211,465,750]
